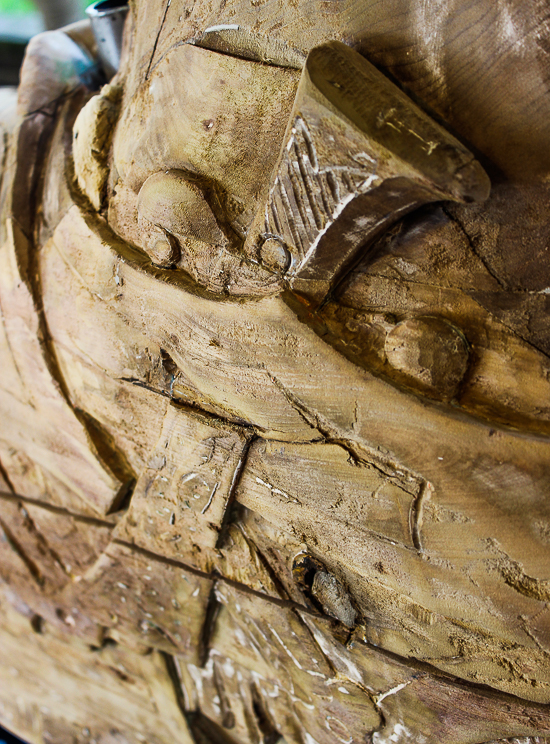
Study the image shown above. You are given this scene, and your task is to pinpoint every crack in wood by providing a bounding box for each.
[248,679,281,744]
[238,522,292,601]
[0,515,44,587]
[198,583,222,668]
[215,434,256,550]
[0,489,116,527]
[1,6,550,741]
[364,704,389,744]
[442,205,507,292]
[0,261,29,395]
[408,480,432,552]
[490,539,550,603]
[519,615,550,660]
[186,709,238,744]
[162,652,192,713]
[170,397,258,433]
[101,538,550,710]
[3,481,550,717]
[17,503,71,577]
[266,367,422,491]
[110,536,311,614]
[24,88,88,120]
[0,456,15,494]
[145,0,172,80]
[212,657,236,729]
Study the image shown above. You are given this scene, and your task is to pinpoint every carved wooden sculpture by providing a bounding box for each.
[1,1,550,742]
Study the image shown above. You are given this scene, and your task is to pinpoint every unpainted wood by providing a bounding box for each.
[1,2,550,743]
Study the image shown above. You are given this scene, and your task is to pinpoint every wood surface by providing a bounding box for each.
[1,1,550,743]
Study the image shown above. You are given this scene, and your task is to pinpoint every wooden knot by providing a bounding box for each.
[385,316,470,400]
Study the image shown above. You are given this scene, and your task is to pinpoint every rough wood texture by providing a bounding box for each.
[1,2,550,743]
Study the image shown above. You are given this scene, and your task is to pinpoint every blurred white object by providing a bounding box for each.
[85,1,128,79]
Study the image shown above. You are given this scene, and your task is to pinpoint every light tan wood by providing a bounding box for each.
[1,2,550,743]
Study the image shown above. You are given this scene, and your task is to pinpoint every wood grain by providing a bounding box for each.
[1,2,550,742]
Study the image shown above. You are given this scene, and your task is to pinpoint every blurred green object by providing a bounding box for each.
[0,0,42,64]
[0,0,90,85]
[0,0,89,13]
[0,0,35,13]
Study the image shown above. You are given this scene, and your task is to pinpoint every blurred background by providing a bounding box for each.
[0,723,26,743]
[0,0,90,84]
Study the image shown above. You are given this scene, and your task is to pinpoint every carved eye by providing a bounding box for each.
[136,169,227,267]
[258,237,291,274]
